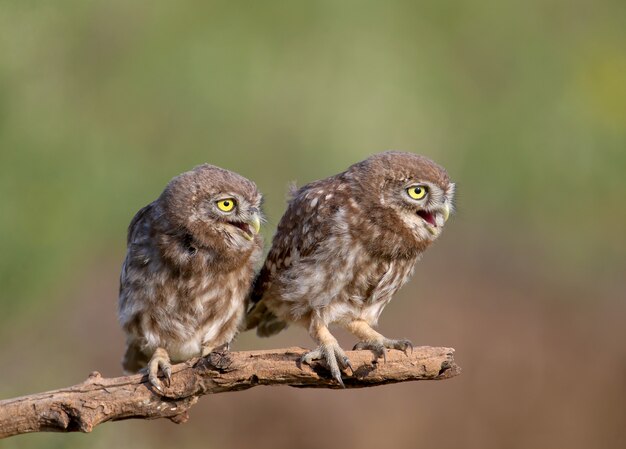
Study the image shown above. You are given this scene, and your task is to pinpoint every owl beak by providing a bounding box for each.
[229,214,261,241]
[442,203,450,222]
[247,214,261,237]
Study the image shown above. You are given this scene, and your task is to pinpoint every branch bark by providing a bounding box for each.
[0,346,459,439]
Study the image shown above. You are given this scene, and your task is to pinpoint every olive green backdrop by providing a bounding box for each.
[1,1,624,448]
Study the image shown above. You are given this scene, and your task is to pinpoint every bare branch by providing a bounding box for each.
[0,346,459,439]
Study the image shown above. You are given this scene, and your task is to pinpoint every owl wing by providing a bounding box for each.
[250,176,344,306]
[118,202,161,370]
[126,201,157,245]
[119,201,158,294]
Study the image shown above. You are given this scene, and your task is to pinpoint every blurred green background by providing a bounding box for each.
[1,0,624,448]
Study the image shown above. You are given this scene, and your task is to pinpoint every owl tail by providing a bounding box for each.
[121,339,150,374]
[245,300,288,337]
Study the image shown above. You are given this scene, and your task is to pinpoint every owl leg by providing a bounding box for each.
[147,347,172,392]
[300,315,353,388]
[346,319,413,363]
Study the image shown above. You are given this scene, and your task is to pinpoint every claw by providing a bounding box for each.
[300,344,351,387]
[344,358,354,374]
[334,372,345,388]
[163,365,172,387]
[300,349,322,366]
[149,375,163,392]
[353,338,413,363]
[147,348,172,392]
[386,338,414,356]
[354,341,385,363]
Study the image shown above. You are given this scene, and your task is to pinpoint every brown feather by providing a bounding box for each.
[247,151,454,336]
[119,164,263,371]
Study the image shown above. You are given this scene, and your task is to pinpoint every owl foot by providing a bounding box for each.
[300,344,353,388]
[353,338,413,363]
[147,348,172,392]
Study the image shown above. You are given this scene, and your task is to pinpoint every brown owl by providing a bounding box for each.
[118,164,263,390]
[246,151,455,386]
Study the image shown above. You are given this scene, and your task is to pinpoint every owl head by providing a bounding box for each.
[349,151,455,245]
[160,164,263,251]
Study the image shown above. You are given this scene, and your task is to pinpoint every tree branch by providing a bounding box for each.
[0,346,459,439]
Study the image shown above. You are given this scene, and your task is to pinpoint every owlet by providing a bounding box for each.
[118,164,263,390]
[247,152,454,386]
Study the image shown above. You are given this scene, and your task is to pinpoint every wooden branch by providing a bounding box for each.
[0,346,459,439]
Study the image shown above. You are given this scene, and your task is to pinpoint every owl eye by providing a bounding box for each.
[407,185,428,200]
[216,198,236,212]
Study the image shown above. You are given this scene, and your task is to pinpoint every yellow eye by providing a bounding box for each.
[407,185,428,200]
[217,198,236,212]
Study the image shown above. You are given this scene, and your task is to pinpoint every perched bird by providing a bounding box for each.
[246,151,455,386]
[118,164,263,390]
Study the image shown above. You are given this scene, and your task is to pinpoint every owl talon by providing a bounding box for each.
[353,341,386,363]
[353,338,412,362]
[147,348,172,392]
[299,349,322,366]
[300,344,351,388]
[335,372,345,388]
[344,358,354,374]
[162,365,172,387]
[384,338,413,356]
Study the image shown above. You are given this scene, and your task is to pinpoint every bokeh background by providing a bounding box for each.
[1,0,625,448]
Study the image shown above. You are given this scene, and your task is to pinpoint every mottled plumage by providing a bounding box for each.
[247,151,455,386]
[119,164,263,390]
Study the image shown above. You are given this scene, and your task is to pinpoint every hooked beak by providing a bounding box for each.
[249,214,261,235]
[242,214,261,240]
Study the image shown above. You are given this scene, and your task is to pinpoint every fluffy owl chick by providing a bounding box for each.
[246,151,454,386]
[118,164,263,391]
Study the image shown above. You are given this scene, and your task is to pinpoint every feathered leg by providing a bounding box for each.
[300,313,353,387]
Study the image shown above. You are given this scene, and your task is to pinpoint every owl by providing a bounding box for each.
[118,164,263,391]
[246,151,455,386]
